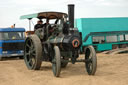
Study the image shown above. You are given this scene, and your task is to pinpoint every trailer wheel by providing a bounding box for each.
[85,45,97,75]
[61,57,69,68]
[52,46,61,77]
[24,34,42,70]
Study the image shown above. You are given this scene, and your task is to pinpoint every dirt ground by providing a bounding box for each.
[0,53,128,85]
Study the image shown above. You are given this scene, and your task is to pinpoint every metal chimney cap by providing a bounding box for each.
[68,4,75,6]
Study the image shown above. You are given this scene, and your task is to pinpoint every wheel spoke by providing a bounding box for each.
[31,48,35,53]
[86,52,93,64]
[26,39,33,49]
[25,53,30,56]
[30,39,33,46]
[30,44,34,49]
[32,53,36,56]
[88,63,92,70]
[28,59,33,65]
[86,58,92,64]
[26,44,31,48]
[31,49,36,56]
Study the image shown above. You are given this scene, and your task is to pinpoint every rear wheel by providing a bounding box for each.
[61,57,69,68]
[24,34,42,70]
[85,45,97,75]
[52,46,61,77]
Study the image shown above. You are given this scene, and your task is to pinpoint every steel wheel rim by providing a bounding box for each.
[85,48,93,74]
[24,38,36,69]
[52,46,61,77]
[52,58,57,75]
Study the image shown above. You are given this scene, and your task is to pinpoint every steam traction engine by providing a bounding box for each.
[20,4,97,77]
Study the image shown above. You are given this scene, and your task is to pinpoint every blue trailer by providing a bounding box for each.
[75,17,128,52]
[0,28,25,60]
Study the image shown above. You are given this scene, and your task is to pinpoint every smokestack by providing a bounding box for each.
[68,4,74,28]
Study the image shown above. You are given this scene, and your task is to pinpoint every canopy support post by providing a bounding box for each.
[28,18,32,31]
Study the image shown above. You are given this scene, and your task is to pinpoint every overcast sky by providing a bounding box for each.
[0,0,128,30]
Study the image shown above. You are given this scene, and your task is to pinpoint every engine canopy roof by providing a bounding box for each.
[20,12,68,20]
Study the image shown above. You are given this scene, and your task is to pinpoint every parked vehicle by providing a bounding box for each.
[75,17,128,52]
[0,28,25,60]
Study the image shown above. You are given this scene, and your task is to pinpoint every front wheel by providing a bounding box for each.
[85,45,97,75]
[52,46,61,77]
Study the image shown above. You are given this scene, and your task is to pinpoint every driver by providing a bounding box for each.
[34,20,44,31]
